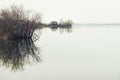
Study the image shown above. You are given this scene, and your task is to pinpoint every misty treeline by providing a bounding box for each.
[0,5,41,40]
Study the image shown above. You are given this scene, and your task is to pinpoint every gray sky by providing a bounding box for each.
[0,0,120,24]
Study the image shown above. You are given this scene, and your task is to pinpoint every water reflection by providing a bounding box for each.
[49,25,72,33]
[59,26,72,33]
[0,39,40,71]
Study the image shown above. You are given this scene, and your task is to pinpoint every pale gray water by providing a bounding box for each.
[1,24,120,80]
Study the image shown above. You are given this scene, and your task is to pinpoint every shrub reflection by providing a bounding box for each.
[40,25,72,33]
[0,39,40,71]
[51,26,72,33]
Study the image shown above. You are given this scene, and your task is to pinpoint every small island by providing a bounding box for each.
[50,19,73,27]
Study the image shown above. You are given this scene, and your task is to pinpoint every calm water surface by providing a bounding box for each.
[1,24,120,80]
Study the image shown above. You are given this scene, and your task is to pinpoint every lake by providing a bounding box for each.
[1,24,120,80]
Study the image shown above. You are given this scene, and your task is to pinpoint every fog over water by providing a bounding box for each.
[0,0,120,23]
[0,0,120,79]
[1,24,120,80]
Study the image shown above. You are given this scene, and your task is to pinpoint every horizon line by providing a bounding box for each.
[73,23,120,25]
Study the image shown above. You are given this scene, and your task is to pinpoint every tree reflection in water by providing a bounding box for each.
[59,26,72,33]
[50,26,72,33]
[0,39,40,71]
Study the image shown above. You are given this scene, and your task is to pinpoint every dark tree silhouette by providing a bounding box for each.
[0,5,41,40]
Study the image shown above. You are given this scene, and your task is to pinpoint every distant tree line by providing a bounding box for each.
[59,19,73,26]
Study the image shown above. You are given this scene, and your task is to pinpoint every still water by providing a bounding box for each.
[1,24,120,80]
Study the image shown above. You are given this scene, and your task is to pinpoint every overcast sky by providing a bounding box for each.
[0,0,120,24]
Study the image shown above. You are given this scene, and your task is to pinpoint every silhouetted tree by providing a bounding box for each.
[0,5,42,40]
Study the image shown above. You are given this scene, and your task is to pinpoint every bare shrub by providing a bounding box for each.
[0,5,41,40]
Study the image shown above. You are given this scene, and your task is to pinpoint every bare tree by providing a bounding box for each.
[0,5,42,40]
